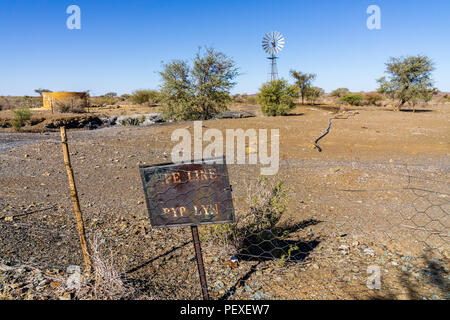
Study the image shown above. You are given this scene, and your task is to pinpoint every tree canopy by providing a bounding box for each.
[377,55,436,112]
[290,70,316,105]
[159,47,239,120]
[34,88,52,96]
[304,86,324,105]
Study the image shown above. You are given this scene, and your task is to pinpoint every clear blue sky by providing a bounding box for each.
[1,0,449,96]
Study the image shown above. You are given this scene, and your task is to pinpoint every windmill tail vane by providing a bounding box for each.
[262,31,285,81]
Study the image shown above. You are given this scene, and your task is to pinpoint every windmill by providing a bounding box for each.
[262,31,285,81]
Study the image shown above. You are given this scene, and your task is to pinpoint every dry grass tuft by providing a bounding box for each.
[75,233,151,300]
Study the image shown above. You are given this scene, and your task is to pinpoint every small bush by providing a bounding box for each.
[330,88,350,98]
[364,92,384,106]
[202,177,289,255]
[340,93,364,106]
[231,94,245,103]
[130,90,161,105]
[53,99,87,113]
[120,94,131,101]
[0,97,7,110]
[120,115,146,126]
[441,94,450,103]
[304,86,324,105]
[257,80,299,116]
[12,108,32,131]
[247,96,258,104]
[96,96,116,107]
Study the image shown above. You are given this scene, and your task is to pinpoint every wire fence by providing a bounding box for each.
[0,147,448,300]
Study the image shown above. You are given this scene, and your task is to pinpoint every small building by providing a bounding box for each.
[42,92,88,110]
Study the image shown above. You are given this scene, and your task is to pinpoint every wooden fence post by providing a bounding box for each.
[60,126,92,273]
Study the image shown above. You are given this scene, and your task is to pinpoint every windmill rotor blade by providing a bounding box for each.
[262,31,285,55]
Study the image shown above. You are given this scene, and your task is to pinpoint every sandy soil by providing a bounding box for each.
[0,104,448,300]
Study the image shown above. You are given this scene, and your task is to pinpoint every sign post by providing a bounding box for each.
[191,225,209,300]
[139,157,234,300]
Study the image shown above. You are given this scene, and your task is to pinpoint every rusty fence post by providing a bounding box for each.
[191,225,210,300]
[60,126,92,274]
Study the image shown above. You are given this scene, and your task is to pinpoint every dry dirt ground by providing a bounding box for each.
[0,103,448,300]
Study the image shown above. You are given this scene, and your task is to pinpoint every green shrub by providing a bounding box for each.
[96,96,116,107]
[247,96,258,104]
[231,94,258,105]
[130,90,161,105]
[330,88,350,98]
[257,79,299,116]
[304,86,324,105]
[160,47,239,120]
[12,108,32,131]
[120,115,146,126]
[201,177,289,255]
[340,93,364,106]
[232,94,245,103]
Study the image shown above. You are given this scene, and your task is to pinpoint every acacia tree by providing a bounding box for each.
[377,55,436,112]
[159,60,195,120]
[34,88,52,96]
[192,47,239,119]
[304,86,324,105]
[290,70,316,105]
[159,47,239,120]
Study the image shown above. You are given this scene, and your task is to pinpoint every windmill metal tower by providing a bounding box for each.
[262,31,285,81]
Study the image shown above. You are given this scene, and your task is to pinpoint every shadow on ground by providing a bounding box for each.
[366,251,449,300]
[236,218,321,262]
[219,219,322,300]
[400,109,434,113]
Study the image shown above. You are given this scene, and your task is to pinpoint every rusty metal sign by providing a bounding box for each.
[139,157,234,228]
